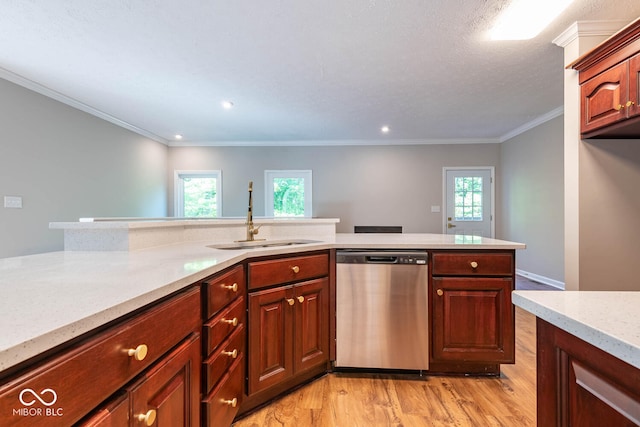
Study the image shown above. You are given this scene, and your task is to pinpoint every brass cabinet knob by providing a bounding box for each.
[291,265,300,274]
[470,261,479,269]
[297,296,305,303]
[222,282,238,292]
[127,344,148,361]
[615,104,624,111]
[137,409,157,426]
[222,397,238,408]
[222,317,238,327]
[286,298,295,306]
[222,349,238,359]
[627,100,635,107]
[437,289,444,296]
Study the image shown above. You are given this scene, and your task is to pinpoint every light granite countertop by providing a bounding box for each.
[0,233,523,372]
[512,291,640,370]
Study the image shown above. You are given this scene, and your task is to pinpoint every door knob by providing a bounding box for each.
[447,223,456,228]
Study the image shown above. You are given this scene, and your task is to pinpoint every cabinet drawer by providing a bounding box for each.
[203,325,245,395]
[431,252,513,276]
[76,392,129,426]
[203,265,245,318]
[203,296,245,356]
[248,253,328,290]
[0,287,200,427]
[202,355,243,427]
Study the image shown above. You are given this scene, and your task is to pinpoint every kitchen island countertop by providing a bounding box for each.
[513,290,640,369]
[0,233,523,372]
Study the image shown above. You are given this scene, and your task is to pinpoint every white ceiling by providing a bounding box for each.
[1,1,640,146]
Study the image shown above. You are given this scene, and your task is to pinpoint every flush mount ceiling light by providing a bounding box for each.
[381,126,390,134]
[221,100,234,110]
[174,134,183,140]
[490,0,575,40]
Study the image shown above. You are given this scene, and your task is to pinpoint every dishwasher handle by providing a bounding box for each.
[365,255,399,264]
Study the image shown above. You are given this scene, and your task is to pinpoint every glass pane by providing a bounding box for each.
[273,178,305,217]
[183,177,217,217]
[453,176,483,221]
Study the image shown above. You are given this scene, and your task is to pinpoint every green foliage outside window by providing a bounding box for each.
[273,178,305,217]
[183,177,217,217]
[454,177,482,221]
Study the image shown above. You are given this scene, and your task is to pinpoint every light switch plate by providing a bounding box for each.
[431,205,441,213]
[4,196,23,208]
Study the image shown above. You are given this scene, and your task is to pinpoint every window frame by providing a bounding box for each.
[264,170,312,217]
[173,170,222,218]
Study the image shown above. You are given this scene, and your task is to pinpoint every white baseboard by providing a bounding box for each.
[516,269,565,290]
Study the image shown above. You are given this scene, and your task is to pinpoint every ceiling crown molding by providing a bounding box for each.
[553,20,630,47]
[0,67,168,145]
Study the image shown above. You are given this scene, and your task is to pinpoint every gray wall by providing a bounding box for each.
[168,144,501,233]
[579,138,640,291]
[500,116,564,285]
[0,79,168,258]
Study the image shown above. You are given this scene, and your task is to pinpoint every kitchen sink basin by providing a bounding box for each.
[207,239,321,250]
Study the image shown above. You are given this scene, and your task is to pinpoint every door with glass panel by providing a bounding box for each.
[444,168,494,237]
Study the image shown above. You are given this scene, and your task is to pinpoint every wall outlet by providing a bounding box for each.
[4,196,23,209]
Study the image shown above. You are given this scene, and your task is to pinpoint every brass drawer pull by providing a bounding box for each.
[437,289,444,296]
[615,104,624,111]
[627,100,635,108]
[137,409,157,426]
[222,317,238,327]
[222,397,238,407]
[470,261,479,269]
[291,265,300,273]
[286,298,295,306]
[222,282,238,292]
[127,344,148,361]
[222,349,238,359]
[297,296,305,303]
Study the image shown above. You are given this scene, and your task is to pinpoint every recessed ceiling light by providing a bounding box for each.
[381,126,390,134]
[490,0,574,40]
[221,100,234,110]
[174,134,183,140]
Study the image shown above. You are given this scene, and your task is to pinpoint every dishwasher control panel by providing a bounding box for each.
[336,250,428,265]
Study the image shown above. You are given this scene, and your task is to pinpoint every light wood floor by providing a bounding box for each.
[233,277,548,426]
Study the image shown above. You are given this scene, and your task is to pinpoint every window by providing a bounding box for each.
[174,170,221,217]
[454,176,483,221]
[264,170,312,217]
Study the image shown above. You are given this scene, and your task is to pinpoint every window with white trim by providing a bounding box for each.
[264,170,312,217]
[174,170,221,217]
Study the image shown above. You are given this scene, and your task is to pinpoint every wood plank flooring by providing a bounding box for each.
[233,276,548,426]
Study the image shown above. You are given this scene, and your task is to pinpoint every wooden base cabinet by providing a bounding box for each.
[0,287,201,427]
[247,277,329,395]
[430,251,515,370]
[537,318,640,426]
[242,251,330,414]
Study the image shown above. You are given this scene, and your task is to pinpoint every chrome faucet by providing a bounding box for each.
[244,181,263,241]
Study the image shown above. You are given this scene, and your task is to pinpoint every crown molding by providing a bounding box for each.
[168,138,501,147]
[0,67,168,145]
[553,20,630,47]
[499,106,564,142]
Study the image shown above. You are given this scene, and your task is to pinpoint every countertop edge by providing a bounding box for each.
[512,291,640,370]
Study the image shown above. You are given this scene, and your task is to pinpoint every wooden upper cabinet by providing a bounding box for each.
[572,18,640,138]
[581,61,628,135]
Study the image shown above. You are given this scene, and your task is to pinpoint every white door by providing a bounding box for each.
[444,168,494,237]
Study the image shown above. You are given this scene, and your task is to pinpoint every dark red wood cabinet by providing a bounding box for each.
[537,318,640,426]
[572,18,640,138]
[430,251,516,372]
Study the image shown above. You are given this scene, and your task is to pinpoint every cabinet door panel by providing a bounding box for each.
[628,53,640,119]
[130,334,200,427]
[248,286,293,394]
[432,277,514,363]
[581,62,628,134]
[294,278,329,373]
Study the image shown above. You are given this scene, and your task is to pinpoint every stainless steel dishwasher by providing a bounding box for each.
[335,250,429,370]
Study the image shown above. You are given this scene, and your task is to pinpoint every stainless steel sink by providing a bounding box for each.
[207,239,321,250]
